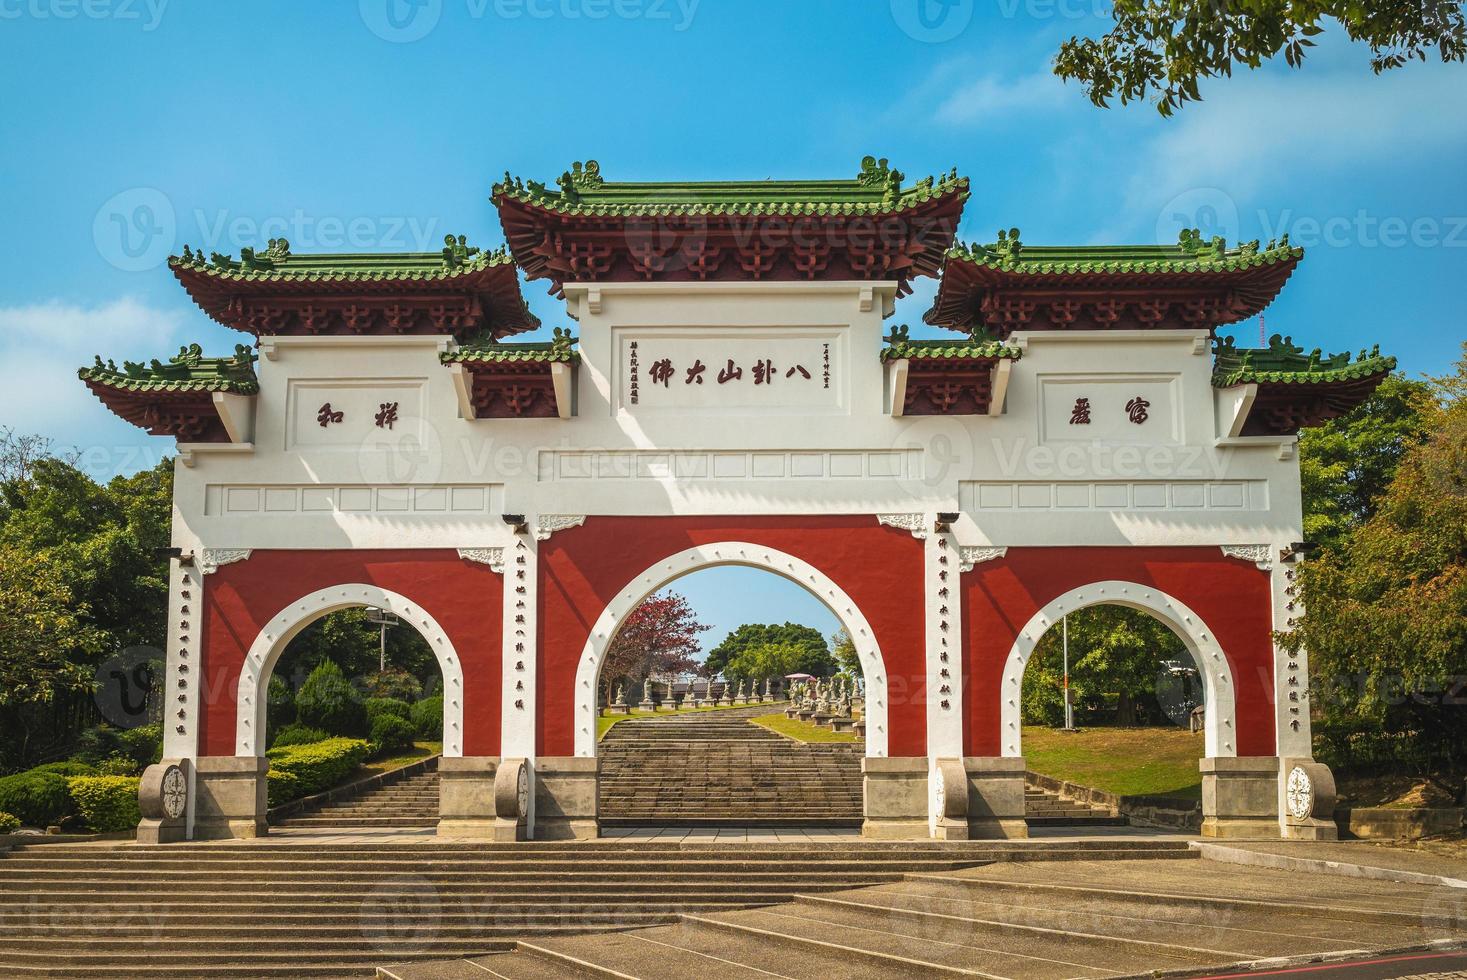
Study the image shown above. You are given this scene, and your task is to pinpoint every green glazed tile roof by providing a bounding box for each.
[443,329,580,365]
[169,235,515,282]
[1212,334,1395,387]
[78,344,259,393]
[946,228,1303,274]
[880,326,1022,362]
[493,157,968,216]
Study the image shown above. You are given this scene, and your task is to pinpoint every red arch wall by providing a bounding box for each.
[198,549,503,757]
[960,546,1277,758]
[536,516,928,757]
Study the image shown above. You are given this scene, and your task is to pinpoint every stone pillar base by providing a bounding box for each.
[861,757,927,839]
[1201,756,1280,838]
[193,757,267,840]
[535,757,599,840]
[964,757,1028,840]
[437,756,500,838]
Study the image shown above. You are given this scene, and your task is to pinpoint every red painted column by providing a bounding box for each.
[198,550,503,757]
[536,516,928,758]
[960,547,1277,758]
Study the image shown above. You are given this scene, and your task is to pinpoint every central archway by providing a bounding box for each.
[1000,581,1238,760]
[234,584,466,757]
[571,542,890,758]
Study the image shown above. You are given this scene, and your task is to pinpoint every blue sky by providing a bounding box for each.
[2,1,1462,646]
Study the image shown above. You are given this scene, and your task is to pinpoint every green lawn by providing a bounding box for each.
[363,741,441,776]
[1022,726,1204,800]
[751,713,861,744]
[595,702,773,740]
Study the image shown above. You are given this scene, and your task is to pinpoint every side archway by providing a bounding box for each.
[234,584,466,757]
[999,581,1238,759]
[571,542,890,758]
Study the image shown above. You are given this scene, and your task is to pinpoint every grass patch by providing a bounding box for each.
[1022,726,1203,799]
[596,702,775,740]
[363,741,441,776]
[751,713,860,744]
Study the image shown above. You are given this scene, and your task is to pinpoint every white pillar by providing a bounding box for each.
[925,523,964,834]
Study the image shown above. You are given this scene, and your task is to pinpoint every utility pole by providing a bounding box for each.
[365,608,399,673]
[1062,613,1074,731]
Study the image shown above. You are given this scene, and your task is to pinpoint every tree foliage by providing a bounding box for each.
[0,437,172,770]
[1299,374,1436,553]
[830,628,862,678]
[723,640,811,682]
[1285,349,1466,774]
[705,621,833,679]
[1054,0,1467,115]
[1021,605,1189,726]
[600,591,709,704]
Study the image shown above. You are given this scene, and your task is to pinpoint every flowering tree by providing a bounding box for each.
[600,591,709,706]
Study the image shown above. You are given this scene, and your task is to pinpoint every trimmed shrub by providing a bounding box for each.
[365,697,412,724]
[67,776,142,833]
[265,737,370,804]
[360,669,422,702]
[73,726,123,765]
[265,769,302,808]
[0,771,72,827]
[369,714,416,757]
[410,696,443,740]
[96,756,140,777]
[30,761,97,778]
[270,724,331,749]
[117,724,163,769]
[0,812,18,834]
[295,660,366,736]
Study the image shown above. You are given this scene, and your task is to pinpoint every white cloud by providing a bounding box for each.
[934,70,1070,125]
[0,298,190,469]
[1124,63,1467,213]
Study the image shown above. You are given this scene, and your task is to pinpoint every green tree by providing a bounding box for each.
[272,608,438,697]
[1299,374,1435,553]
[1284,348,1466,774]
[705,622,833,679]
[0,547,103,763]
[723,640,810,682]
[0,442,172,770]
[1022,605,1188,726]
[830,628,862,678]
[1055,0,1467,115]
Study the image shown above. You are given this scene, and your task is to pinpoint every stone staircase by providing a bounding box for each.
[0,838,1193,978]
[383,848,1467,980]
[597,706,863,827]
[273,767,440,830]
[1024,780,1128,828]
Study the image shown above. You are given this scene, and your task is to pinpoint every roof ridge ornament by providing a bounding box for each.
[239,238,290,271]
[993,227,1022,262]
[441,234,481,269]
[556,160,603,204]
